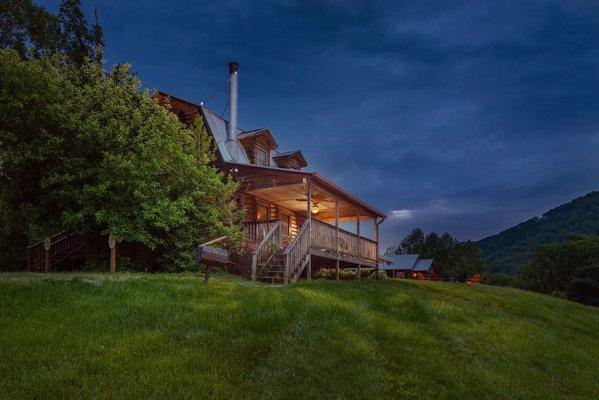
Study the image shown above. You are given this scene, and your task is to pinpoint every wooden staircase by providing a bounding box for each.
[246,219,312,285]
[257,251,286,284]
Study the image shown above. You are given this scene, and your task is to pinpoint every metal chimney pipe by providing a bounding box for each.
[227,61,239,142]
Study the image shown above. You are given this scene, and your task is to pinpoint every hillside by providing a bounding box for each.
[478,191,599,274]
[1,273,598,399]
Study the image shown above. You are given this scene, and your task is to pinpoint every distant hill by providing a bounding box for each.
[478,191,599,274]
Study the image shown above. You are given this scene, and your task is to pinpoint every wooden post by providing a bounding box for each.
[251,253,257,281]
[44,236,51,273]
[203,264,212,284]
[374,218,380,280]
[335,197,340,280]
[108,234,117,273]
[306,180,312,281]
[26,248,33,272]
[357,215,362,281]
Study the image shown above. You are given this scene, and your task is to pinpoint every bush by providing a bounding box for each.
[369,269,387,280]
[485,272,516,287]
[340,269,357,280]
[319,267,334,279]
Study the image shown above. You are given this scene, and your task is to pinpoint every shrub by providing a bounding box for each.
[485,272,515,287]
[340,269,357,280]
[369,269,387,280]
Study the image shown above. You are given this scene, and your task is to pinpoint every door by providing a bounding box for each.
[280,212,291,247]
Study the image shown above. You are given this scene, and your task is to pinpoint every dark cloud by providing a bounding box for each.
[40,0,599,248]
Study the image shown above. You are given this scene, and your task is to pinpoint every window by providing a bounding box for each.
[256,204,269,221]
[256,147,268,166]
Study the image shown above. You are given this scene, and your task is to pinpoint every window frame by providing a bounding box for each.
[255,146,269,166]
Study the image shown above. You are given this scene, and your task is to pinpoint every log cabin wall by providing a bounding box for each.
[242,193,299,237]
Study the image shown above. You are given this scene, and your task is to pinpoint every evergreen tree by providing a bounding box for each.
[58,0,94,65]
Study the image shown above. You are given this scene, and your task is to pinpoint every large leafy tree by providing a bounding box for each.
[0,50,242,270]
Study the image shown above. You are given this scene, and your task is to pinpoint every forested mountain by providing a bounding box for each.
[478,191,599,274]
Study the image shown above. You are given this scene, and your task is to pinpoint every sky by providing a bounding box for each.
[40,0,599,249]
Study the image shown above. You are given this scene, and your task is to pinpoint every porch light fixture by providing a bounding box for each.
[311,204,320,214]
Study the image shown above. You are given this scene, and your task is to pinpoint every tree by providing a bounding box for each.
[58,0,99,65]
[387,228,425,255]
[0,0,102,64]
[0,0,62,58]
[516,235,599,304]
[0,49,242,271]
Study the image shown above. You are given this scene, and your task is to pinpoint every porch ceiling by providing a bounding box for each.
[246,183,373,221]
[226,162,385,220]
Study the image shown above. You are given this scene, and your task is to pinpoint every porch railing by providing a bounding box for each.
[243,219,279,251]
[310,219,377,262]
[284,219,311,284]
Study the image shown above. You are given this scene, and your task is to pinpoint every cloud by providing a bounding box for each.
[390,209,414,219]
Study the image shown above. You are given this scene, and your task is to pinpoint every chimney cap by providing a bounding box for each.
[229,61,239,74]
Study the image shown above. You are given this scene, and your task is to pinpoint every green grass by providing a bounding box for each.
[0,272,597,399]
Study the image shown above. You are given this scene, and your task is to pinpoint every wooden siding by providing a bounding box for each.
[243,193,299,238]
[239,135,273,166]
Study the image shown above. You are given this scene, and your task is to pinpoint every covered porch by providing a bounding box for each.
[229,163,386,283]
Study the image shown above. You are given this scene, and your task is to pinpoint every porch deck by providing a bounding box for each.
[244,218,378,284]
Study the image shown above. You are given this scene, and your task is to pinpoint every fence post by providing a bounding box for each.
[284,253,289,285]
[43,236,51,272]
[251,253,257,281]
[108,234,117,273]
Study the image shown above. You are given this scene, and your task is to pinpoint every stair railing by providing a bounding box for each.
[283,219,311,285]
[27,231,85,272]
[251,221,281,281]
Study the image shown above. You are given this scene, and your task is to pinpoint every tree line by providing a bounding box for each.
[0,0,242,271]
[488,236,599,306]
[386,228,486,280]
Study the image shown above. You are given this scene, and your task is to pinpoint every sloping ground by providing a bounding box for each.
[0,273,597,399]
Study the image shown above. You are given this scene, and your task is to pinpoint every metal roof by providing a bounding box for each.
[413,259,433,272]
[201,106,249,163]
[379,254,420,270]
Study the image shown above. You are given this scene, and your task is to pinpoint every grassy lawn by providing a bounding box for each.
[0,272,598,399]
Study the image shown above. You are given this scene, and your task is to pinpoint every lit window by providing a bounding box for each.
[256,205,269,221]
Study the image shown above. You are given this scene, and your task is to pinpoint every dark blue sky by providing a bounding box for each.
[41,0,599,248]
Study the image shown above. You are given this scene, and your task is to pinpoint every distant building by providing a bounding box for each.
[379,254,439,280]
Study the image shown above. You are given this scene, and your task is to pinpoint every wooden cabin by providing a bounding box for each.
[380,254,438,280]
[156,62,386,284]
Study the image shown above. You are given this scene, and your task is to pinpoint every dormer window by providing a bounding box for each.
[256,147,268,166]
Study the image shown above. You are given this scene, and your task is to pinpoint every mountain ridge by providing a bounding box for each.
[477,191,599,274]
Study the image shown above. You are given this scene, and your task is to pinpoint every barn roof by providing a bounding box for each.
[379,254,420,270]
[413,259,434,272]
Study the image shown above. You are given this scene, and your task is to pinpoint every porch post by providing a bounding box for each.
[307,180,312,281]
[335,197,340,280]
[374,218,380,280]
[357,214,361,281]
